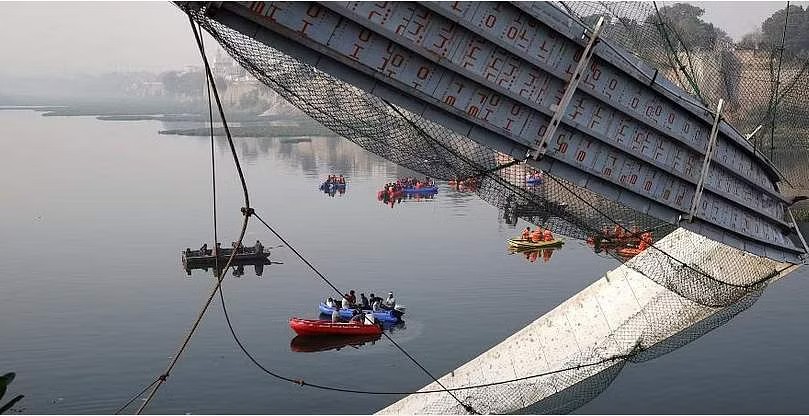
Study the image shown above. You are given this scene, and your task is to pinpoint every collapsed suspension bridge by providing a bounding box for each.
[123,1,809,414]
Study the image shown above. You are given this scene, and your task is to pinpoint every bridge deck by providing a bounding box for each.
[187,1,806,262]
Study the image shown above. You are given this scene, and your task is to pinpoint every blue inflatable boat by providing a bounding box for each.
[401,186,438,195]
[320,182,347,192]
[318,303,403,323]
[526,177,543,185]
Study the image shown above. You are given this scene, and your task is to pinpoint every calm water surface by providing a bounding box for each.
[0,110,807,414]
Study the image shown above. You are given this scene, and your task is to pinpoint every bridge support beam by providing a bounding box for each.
[688,99,724,223]
[531,17,605,160]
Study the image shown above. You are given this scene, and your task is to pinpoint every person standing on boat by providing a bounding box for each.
[383,292,396,309]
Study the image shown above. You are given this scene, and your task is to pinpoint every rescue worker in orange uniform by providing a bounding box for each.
[530,227,544,243]
[521,227,531,240]
[543,229,553,242]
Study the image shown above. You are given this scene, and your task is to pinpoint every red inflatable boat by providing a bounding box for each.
[288,317,383,336]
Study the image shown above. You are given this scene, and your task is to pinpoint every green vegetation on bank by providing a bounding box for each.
[158,122,332,138]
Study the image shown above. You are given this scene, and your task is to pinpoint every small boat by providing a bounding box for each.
[319,303,404,322]
[526,177,543,185]
[181,241,270,270]
[507,238,564,250]
[290,334,381,352]
[289,317,383,336]
[401,186,438,194]
[320,182,347,191]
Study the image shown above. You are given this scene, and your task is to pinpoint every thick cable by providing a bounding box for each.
[204,33,221,277]
[770,1,790,160]
[113,378,160,415]
[134,19,252,414]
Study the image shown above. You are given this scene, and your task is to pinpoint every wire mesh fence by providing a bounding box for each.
[561,1,809,190]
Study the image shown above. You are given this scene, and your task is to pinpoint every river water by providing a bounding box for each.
[0,110,807,414]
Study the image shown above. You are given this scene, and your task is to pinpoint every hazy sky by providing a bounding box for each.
[0,1,803,77]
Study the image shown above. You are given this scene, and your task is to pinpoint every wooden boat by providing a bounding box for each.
[507,238,564,250]
[288,317,383,336]
[181,241,270,269]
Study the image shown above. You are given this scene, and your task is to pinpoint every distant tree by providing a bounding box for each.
[737,30,764,50]
[645,3,731,51]
[761,5,809,56]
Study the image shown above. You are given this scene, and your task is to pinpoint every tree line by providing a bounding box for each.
[583,3,809,57]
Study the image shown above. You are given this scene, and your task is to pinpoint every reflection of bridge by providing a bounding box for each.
[180,1,807,262]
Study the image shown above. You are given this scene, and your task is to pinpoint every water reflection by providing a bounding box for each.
[183,258,278,278]
[508,248,559,263]
[290,334,382,353]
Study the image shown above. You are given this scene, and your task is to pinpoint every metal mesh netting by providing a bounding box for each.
[180,2,800,414]
[561,1,809,190]
[380,229,782,414]
[182,3,787,307]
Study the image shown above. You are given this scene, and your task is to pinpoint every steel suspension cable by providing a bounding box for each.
[133,18,252,414]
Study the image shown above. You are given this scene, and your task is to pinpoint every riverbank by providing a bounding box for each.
[158,122,332,138]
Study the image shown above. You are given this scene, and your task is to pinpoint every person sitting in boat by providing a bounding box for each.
[349,309,364,323]
[214,242,221,256]
[369,293,382,311]
[530,227,545,243]
[326,297,336,308]
[200,243,208,255]
[254,240,263,254]
[347,290,357,306]
[543,229,553,242]
[383,292,396,309]
[521,227,531,241]
[341,294,351,309]
[360,293,370,310]
[331,307,340,323]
